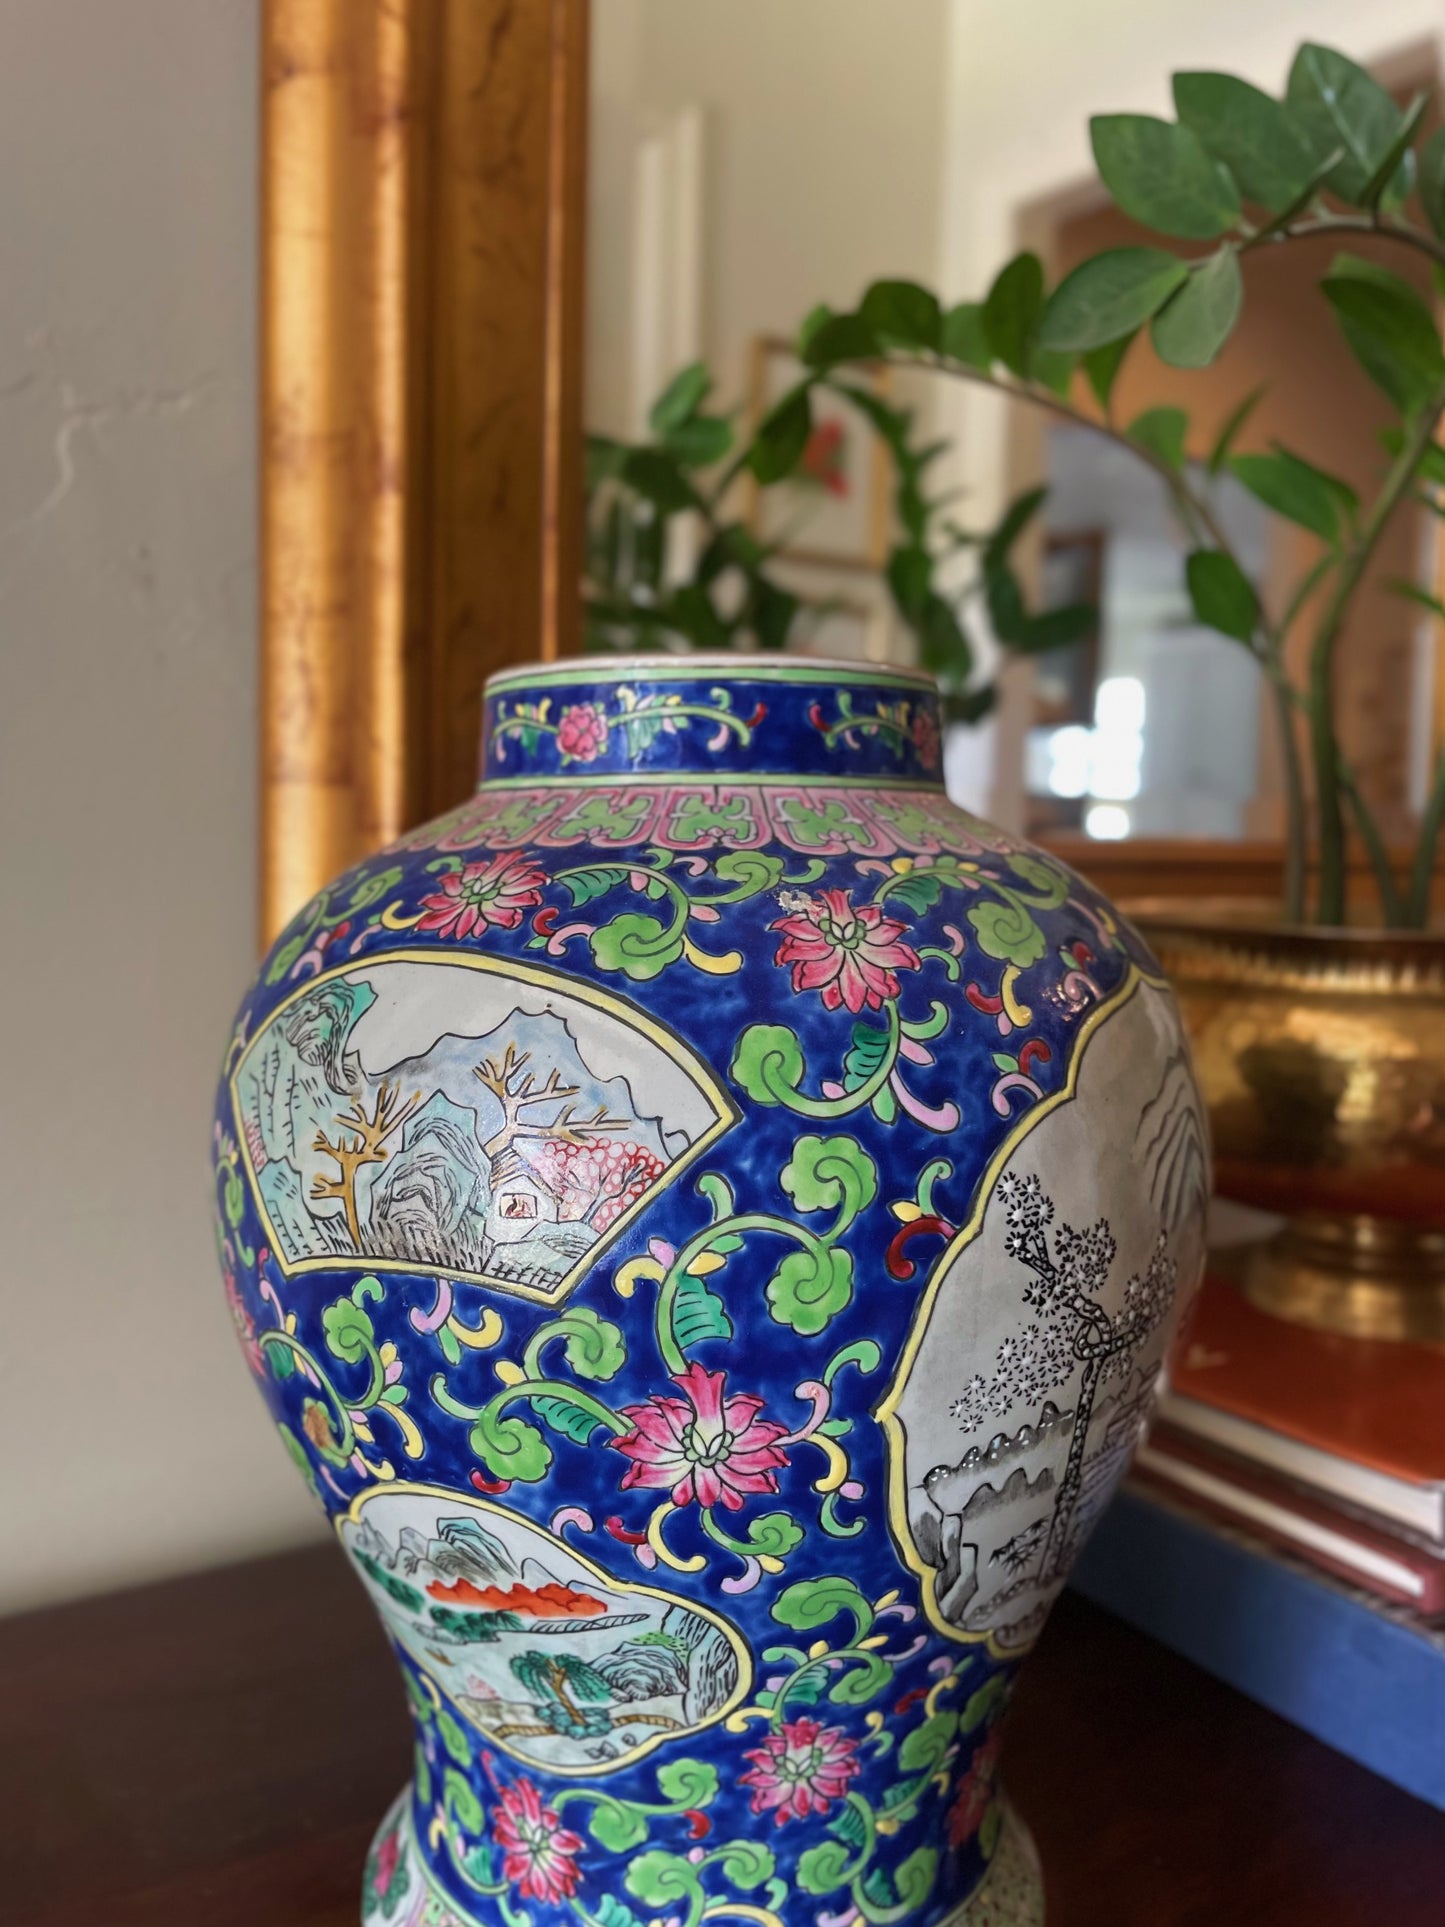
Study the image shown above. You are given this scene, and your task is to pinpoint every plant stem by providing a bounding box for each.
[1308,385,1445,923]
[1340,765,1406,924]
[1265,670,1308,923]
[1408,748,1445,927]
[1251,210,1445,274]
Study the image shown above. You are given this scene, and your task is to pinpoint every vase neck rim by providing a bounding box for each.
[479,655,946,786]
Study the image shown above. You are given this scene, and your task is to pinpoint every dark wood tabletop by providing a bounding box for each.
[4,1541,1442,1926]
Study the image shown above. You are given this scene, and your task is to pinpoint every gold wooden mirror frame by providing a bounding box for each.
[259,0,589,944]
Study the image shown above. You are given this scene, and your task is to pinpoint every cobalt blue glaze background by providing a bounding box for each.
[214,660,1163,1927]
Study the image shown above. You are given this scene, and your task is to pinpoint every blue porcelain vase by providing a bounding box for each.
[214,656,1208,1927]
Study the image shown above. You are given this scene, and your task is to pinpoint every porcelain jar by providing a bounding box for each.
[213,656,1208,1927]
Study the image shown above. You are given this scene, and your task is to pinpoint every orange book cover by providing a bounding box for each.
[1169,1274,1445,1486]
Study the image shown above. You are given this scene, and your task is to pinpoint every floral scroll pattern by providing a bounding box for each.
[218,670,1182,1927]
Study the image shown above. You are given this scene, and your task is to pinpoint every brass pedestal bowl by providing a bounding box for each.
[1129,906,1445,1343]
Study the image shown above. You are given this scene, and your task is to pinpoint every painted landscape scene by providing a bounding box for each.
[341,1489,746,1772]
[234,958,726,1298]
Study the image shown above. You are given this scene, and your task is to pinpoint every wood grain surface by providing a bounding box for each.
[4,1543,1441,1925]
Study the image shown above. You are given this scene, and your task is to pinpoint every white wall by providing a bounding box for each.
[588,0,950,435]
[936,0,1445,824]
[0,0,322,1614]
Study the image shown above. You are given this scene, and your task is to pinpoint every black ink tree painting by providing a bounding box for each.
[951,1171,1178,1582]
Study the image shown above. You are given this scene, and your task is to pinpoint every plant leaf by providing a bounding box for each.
[940,301,992,370]
[1322,258,1445,414]
[1229,448,1341,541]
[621,448,700,513]
[984,485,1046,568]
[1090,113,1241,239]
[1128,405,1189,470]
[1286,43,1406,206]
[748,381,813,482]
[1208,384,1265,474]
[1082,330,1137,412]
[1172,70,1318,211]
[800,311,881,369]
[1357,91,1428,212]
[860,279,942,350]
[649,361,711,434]
[1150,247,1243,368]
[1186,548,1259,641]
[663,414,733,466]
[1038,248,1189,353]
[1421,126,1445,239]
[983,251,1045,377]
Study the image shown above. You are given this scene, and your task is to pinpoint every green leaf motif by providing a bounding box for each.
[444,1767,484,1834]
[730,1024,806,1108]
[899,1709,960,1775]
[960,1670,1011,1734]
[1151,248,1243,369]
[781,1133,879,1222]
[561,865,625,907]
[589,912,684,980]
[773,1574,873,1638]
[1172,71,1317,212]
[767,1246,855,1337]
[843,1019,893,1091]
[1287,43,1406,206]
[828,1650,893,1705]
[1090,113,1240,238]
[594,1896,646,1927]
[530,1394,607,1446]
[672,1270,734,1350]
[740,1513,807,1561]
[322,1294,377,1363]
[559,1307,628,1380]
[968,897,1046,967]
[436,1709,471,1768]
[655,1758,721,1807]
[469,1410,553,1483]
[797,1841,853,1895]
[983,252,1045,377]
[708,1839,776,1890]
[893,1846,941,1910]
[1038,248,1188,353]
[1186,548,1259,642]
[885,868,945,913]
[584,1800,650,1853]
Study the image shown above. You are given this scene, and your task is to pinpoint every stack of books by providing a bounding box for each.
[1070,1272,1445,1808]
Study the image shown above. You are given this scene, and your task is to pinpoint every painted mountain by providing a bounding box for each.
[341,1489,746,1773]
[233,958,727,1295]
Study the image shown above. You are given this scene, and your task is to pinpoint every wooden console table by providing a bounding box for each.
[4,1543,1441,1925]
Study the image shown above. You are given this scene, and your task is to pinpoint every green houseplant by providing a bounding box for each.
[606,40,1445,1337]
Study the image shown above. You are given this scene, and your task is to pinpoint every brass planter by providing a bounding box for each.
[1128,905,1445,1343]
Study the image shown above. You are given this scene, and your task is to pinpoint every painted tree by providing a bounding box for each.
[310,1078,423,1248]
[950,1171,1177,1581]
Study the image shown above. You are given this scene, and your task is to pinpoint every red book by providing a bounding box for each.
[1133,1426,1445,1619]
[1159,1274,1445,1544]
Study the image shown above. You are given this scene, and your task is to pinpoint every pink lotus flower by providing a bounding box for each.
[372,1824,401,1894]
[610,1362,790,1512]
[770,887,921,1014]
[911,705,942,771]
[222,1263,265,1377]
[556,702,610,762]
[947,1727,1003,1849]
[416,851,545,939]
[493,1777,583,1904]
[740,1717,862,1826]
